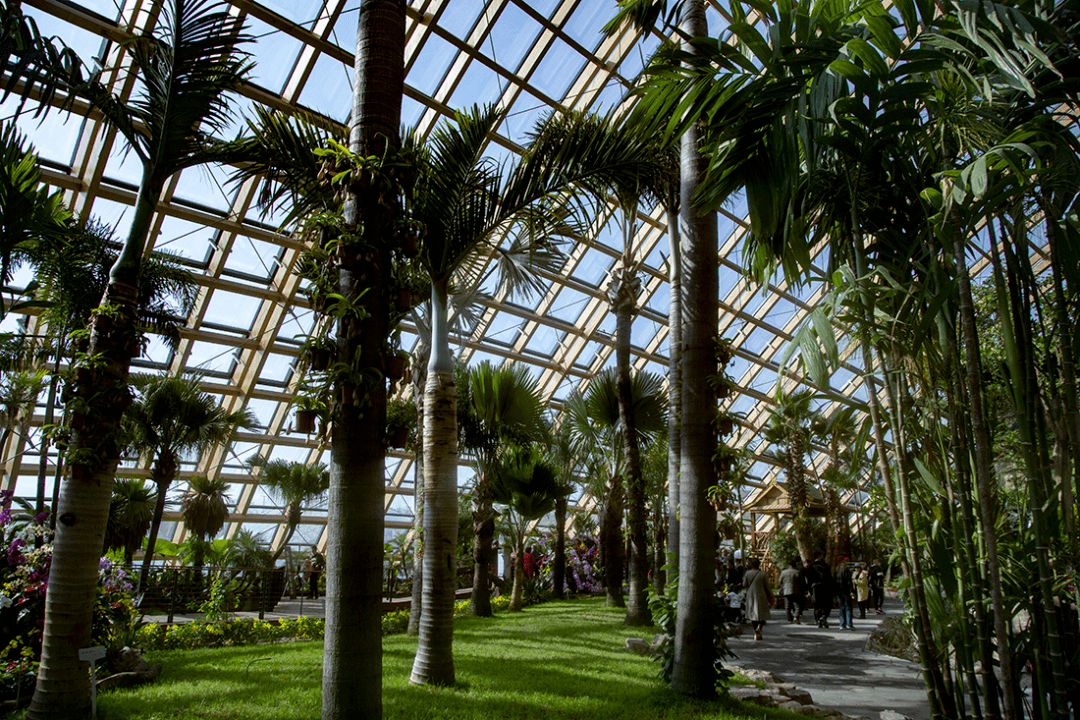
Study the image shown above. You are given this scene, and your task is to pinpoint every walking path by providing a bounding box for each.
[725,596,931,720]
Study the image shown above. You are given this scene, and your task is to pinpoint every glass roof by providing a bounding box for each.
[1,0,871,553]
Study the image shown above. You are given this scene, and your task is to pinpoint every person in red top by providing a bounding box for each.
[522,546,538,578]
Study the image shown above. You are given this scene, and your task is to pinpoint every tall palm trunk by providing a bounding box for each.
[881,350,955,720]
[671,0,719,698]
[408,385,425,635]
[411,278,458,687]
[665,190,682,583]
[30,178,161,719]
[322,3,402,717]
[611,246,649,624]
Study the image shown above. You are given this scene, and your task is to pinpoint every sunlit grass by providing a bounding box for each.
[96,597,803,720]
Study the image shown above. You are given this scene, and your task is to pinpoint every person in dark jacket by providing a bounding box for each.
[835,557,855,629]
[810,554,833,628]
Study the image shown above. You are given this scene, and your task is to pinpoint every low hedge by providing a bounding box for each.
[137,594,514,651]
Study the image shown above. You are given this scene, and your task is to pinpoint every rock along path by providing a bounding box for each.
[724,596,931,720]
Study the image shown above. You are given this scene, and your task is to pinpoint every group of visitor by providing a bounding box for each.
[718,552,886,640]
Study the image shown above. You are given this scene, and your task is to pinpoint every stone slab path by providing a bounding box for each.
[724,597,931,720]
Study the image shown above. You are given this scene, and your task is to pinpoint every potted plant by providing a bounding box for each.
[293,393,325,435]
[386,398,417,450]
[385,350,408,381]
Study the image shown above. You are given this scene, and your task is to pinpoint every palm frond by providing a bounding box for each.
[124,0,253,175]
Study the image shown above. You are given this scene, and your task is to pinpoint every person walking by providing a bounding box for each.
[743,557,773,640]
[870,559,886,614]
[810,554,834,628]
[778,558,804,624]
[305,546,324,600]
[835,557,855,629]
[854,562,871,619]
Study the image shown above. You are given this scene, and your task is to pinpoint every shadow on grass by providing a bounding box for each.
[100,598,806,720]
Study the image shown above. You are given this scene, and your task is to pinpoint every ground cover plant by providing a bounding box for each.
[90,598,800,720]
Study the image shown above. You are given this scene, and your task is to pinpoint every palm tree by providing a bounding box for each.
[180,475,231,577]
[566,111,675,625]
[490,445,567,611]
[27,217,195,524]
[104,480,157,566]
[459,361,545,617]
[565,368,667,613]
[410,104,658,685]
[247,456,330,564]
[28,3,252,715]
[763,389,820,563]
[125,374,255,593]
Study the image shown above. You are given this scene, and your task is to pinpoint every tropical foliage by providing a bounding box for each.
[618,0,1080,714]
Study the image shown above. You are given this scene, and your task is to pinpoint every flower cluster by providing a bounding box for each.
[1,496,138,702]
[533,532,602,595]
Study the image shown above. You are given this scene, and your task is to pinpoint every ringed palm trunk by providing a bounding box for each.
[509,536,526,611]
[671,0,719,698]
[408,388,425,635]
[410,278,458,687]
[322,3,402,717]
[616,300,650,625]
[600,474,625,607]
[666,191,682,585]
[30,176,162,720]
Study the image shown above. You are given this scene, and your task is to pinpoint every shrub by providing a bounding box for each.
[1,495,138,703]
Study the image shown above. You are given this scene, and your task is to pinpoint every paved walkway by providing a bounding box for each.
[725,597,931,720]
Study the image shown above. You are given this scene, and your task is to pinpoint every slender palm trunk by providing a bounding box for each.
[138,457,176,593]
[509,536,526,612]
[615,279,649,624]
[553,496,566,599]
[408,392,425,635]
[322,3,402,717]
[671,0,719,698]
[996,226,1070,719]
[665,195,682,585]
[882,351,955,720]
[411,278,458,687]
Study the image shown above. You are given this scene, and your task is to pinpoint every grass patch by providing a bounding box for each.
[95,597,803,720]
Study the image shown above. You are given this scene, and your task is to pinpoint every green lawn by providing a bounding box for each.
[97,598,802,720]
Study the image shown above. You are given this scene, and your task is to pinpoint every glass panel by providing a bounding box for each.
[245,15,303,94]
[171,163,236,212]
[0,96,82,166]
[483,3,541,71]
[298,53,353,122]
[153,215,217,266]
[448,60,505,110]
[184,340,239,376]
[406,33,456,97]
[563,2,608,52]
[439,3,484,40]
[529,36,585,100]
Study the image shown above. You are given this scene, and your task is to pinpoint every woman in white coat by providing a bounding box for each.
[743,557,773,640]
